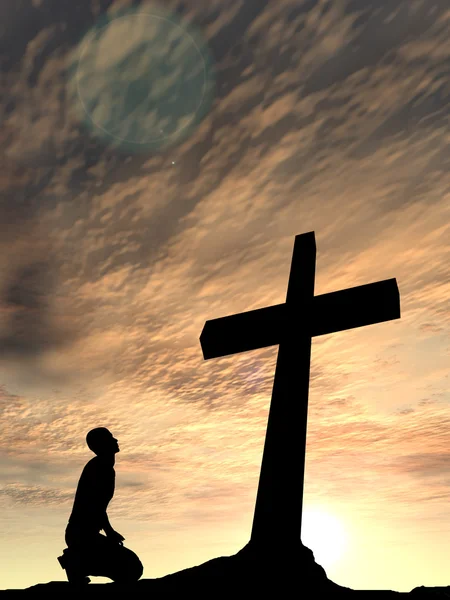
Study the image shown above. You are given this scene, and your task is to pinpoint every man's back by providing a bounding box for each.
[68,456,115,534]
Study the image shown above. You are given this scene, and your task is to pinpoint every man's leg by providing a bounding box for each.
[63,526,143,582]
[61,526,92,584]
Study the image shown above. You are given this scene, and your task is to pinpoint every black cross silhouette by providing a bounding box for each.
[200,231,401,546]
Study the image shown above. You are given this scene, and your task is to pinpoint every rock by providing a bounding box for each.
[149,538,345,594]
[410,587,450,597]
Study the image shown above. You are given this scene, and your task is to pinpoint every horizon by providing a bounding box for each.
[0,0,449,592]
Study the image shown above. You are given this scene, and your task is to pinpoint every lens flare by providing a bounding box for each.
[66,6,216,154]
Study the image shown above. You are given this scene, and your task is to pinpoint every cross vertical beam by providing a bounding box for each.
[251,232,315,545]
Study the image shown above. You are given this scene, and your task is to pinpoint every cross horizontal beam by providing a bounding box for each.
[200,278,400,360]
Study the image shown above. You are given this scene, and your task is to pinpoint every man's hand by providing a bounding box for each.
[105,529,125,545]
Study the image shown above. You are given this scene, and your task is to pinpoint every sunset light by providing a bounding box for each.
[301,508,349,568]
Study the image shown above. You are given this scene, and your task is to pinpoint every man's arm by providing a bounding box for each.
[101,510,125,543]
[102,511,114,535]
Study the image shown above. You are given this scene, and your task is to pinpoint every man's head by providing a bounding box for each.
[86,427,120,456]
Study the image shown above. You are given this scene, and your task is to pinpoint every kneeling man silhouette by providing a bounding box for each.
[58,427,143,585]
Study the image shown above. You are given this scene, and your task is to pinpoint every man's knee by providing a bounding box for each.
[121,551,143,582]
[106,547,143,583]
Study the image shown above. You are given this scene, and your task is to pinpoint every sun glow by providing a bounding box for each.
[301,508,349,568]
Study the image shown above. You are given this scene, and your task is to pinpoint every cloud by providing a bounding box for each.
[0,483,71,506]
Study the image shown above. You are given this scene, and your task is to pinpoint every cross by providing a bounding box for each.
[199,231,401,547]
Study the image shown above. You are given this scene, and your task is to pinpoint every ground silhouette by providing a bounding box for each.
[3,542,450,598]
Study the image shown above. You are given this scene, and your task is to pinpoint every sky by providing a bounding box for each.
[0,0,449,592]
